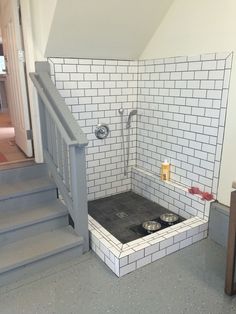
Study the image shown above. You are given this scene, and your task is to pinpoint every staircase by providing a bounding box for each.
[0,162,85,285]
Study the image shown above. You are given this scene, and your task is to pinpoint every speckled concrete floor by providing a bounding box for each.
[0,238,235,314]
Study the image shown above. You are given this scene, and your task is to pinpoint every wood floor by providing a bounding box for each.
[0,112,32,166]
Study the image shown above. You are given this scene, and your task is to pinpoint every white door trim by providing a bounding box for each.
[19,0,43,162]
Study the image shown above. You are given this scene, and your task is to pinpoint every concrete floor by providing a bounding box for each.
[0,238,235,314]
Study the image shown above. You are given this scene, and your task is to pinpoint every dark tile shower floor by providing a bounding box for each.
[88,191,179,243]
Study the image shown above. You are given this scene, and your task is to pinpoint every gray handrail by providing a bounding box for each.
[30,63,88,147]
[30,73,76,146]
[30,61,89,252]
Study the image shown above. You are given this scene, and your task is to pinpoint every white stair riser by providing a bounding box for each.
[0,215,69,247]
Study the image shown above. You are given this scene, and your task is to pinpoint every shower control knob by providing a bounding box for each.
[95,124,110,139]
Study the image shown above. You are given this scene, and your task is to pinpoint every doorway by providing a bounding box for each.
[0,0,34,166]
[0,112,29,164]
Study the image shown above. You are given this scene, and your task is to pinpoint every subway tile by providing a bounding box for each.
[207,90,222,99]
[215,81,223,89]
[202,60,217,70]
[152,249,166,261]
[175,56,188,63]
[209,70,224,80]
[77,65,91,72]
[174,232,187,243]
[187,80,200,89]
[181,89,193,97]
[79,59,92,65]
[193,89,207,98]
[176,63,188,71]
[62,64,77,72]
[182,71,194,80]
[170,72,182,80]
[167,242,180,254]
[120,262,136,276]
[55,73,70,81]
[188,62,202,71]
[217,60,226,69]
[160,237,174,250]
[136,255,152,269]
[129,249,145,263]
[180,237,193,249]
[120,256,128,267]
[223,69,231,89]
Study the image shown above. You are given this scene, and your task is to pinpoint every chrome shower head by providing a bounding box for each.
[127,109,137,128]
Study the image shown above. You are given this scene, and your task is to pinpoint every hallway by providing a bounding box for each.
[0,112,30,165]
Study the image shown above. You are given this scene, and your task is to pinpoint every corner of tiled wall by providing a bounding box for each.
[50,51,232,219]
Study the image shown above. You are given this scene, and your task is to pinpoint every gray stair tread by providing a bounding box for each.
[0,163,48,183]
[0,177,56,201]
[0,200,68,234]
[0,226,83,274]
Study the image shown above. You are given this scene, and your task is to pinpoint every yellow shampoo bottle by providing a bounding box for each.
[161,160,170,181]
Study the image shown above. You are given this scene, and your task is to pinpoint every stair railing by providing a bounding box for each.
[30,62,89,252]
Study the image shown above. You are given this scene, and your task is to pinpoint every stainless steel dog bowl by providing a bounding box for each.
[160,213,179,224]
[142,221,161,233]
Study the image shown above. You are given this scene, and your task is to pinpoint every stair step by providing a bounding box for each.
[0,200,68,234]
[0,163,49,183]
[0,159,35,171]
[0,226,83,275]
[0,177,56,202]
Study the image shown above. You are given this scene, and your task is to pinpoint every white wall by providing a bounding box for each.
[45,0,174,60]
[30,0,57,60]
[141,0,236,206]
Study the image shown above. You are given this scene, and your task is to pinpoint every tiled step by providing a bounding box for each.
[0,226,83,275]
[0,200,69,246]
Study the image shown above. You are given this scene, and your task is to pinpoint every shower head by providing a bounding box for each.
[127,109,138,128]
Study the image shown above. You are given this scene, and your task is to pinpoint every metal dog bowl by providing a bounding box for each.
[160,213,179,224]
[142,221,161,233]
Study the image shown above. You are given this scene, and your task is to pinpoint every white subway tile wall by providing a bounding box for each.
[49,58,138,200]
[136,52,232,218]
[49,52,232,218]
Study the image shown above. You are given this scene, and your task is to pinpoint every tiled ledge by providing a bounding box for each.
[89,214,208,277]
[132,167,213,220]
[134,166,213,202]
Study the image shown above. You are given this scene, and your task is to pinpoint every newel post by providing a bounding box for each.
[69,144,89,252]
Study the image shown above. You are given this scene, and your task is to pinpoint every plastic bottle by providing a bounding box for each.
[161,160,170,181]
